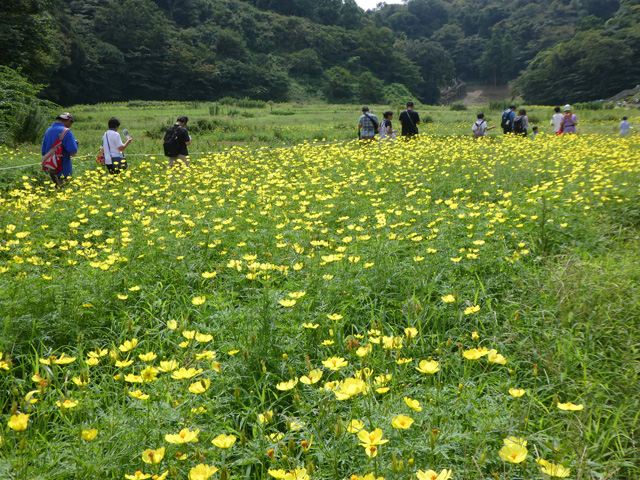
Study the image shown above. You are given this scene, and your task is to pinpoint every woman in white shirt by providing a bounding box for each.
[102,117,132,174]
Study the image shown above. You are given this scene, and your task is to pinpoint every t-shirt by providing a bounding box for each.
[620,120,631,135]
[175,125,190,156]
[399,110,420,136]
[379,119,394,140]
[359,114,379,138]
[472,120,487,137]
[41,122,78,177]
[102,129,124,165]
[550,113,563,133]
[561,114,577,133]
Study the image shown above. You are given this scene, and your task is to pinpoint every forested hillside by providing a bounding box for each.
[1,0,638,107]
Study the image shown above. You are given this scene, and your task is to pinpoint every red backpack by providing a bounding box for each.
[42,128,70,173]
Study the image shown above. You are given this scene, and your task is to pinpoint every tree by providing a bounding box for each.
[323,66,355,102]
[406,39,454,103]
[357,72,384,103]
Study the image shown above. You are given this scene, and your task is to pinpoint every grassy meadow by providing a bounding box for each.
[1,102,640,480]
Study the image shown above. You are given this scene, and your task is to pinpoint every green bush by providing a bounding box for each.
[218,97,266,108]
[574,101,604,111]
[13,102,49,144]
[450,102,467,111]
[488,100,512,111]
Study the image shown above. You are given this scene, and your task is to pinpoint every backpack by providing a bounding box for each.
[42,128,70,173]
[500,110,512,130]
[96,146,105,165]
[513,116,525,134]
[474,120,486,138]
[163,125,181,157]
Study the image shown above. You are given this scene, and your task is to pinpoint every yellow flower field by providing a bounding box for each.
[1,133,639,479]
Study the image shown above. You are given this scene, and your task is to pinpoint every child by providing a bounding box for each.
[531,126,539,139]
[620,116,632,136]
[472,113,496,138]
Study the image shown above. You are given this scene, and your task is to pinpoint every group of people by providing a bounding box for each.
[41,114,191,188]
[358,101,421,141]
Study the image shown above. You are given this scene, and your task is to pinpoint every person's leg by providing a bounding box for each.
[49,171,63,188]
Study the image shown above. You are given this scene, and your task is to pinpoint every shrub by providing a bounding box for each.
[488,100,513,111]
[574,101,604,111]
[218,97,266,108]
[450,102,467,111]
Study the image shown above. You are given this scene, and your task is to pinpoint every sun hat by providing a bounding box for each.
[56,112,74,122]
[563,104,571,111]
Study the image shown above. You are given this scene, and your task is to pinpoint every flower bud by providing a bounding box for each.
[282,353,288,361]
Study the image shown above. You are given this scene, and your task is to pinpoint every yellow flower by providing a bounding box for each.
[487,349,506,365]
[189,464,218,480]
[322,356,348,371]
[509,388,526,398]
[195,333,213,342]
[125,472,152,480]
[212,433,237,449]
[165,428,199,444]
[464,305,481,315]
[357,428,389,447]
[8,413,29,431]
[129,390,150,400]
[57,399,79,409]
[72,376,89,387]
[404,397,422,412]
[142,447,166,465]
[276,378,299,391]
[167,320,178,330]
[140,366,159,382]
[498,443,528,464]
[116,360,134,368]
[289,291,306,298]
[536,459,571,478]
[139,352,157,362]
[39,353,76,365]
[117,294,129,300]
[188,379,211,394]
[302,323,319,329]
[416,469,452,480]
[299,369,323,385]
[504,436,527,447]
[125,374,144,383]
[85,358,99,366]
[391,414,414,430]
[81,429,98,441]
[118,339,138,352]
[356,344,372,357]
[182,330,196,339]
[191,296,206,306]
[284,468,309,480]
[416,359,440,374]
[171,367,203,379]
[404,327,418,339]
[327,313,343,321]
[158,360,179,372]
[471,331,479,340]
[128,285,141,291]
[279,299,296,307]
[347,419,365,433]
[87,348,108,358]
[268,469,286,479]
[334,378,366,400]
[201,271,217,279]
[441,294,456,303]
[364,445,379,457]
[462,347,489,360]
[557,402,584,411]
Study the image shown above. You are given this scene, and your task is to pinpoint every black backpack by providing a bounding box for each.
[163,125,180,157]
[501,110,512,129]
[513,116,525,134]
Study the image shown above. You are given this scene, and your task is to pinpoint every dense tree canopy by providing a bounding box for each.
[0,0,636,106]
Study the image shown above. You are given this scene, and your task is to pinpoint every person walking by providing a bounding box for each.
[620,116,632,136]
[512,109,530,136]
[399,101,420,138]
[358,107,379,141]
[102,117,132,175]
[472,113,495,139]
[163,116,191,168]
[500,104,516,134]
[41,112,78,188]
[550,106,563,135]
[560,105,578,134]
[379,111,397,141]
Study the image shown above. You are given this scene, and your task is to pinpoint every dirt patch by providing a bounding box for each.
[461,85,512,106]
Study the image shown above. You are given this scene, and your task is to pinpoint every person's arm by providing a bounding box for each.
[386,121,392,134]
[486,125,496,131]
[63,130,79,157]
[415,113,420,125]
[118,136,132,152]
[572,115,578,126]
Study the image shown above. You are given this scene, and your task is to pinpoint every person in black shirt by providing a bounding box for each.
[167,116,192,168]
[399,101,420,138]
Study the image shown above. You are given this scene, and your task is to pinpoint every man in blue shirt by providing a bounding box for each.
[41,112,78,187]
[501,105,516,134]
